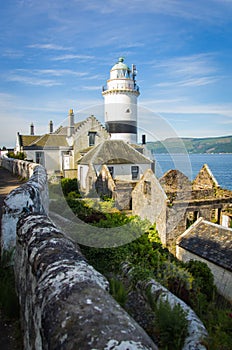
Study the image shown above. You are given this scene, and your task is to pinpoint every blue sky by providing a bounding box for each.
[1,0,232,147]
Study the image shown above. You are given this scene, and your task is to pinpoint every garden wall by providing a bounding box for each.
[1,158,157,349]
[1,158,49,251]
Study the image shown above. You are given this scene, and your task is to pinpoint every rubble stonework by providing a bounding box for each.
[132,165,232,246]
[121,263,208,350]
[2,159,157,349]
[15,213,157,350]
[1,158,48,251]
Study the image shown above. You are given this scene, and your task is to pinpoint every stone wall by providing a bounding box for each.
[15,213,157,350]
[121,264,208,350]
[145,279,208,350]
[2,158,158,349]
[1,158,49,251]
[132,169,168,245]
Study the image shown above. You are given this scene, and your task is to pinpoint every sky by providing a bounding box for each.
[1,0,232,147]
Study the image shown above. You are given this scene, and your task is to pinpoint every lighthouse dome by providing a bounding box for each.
[111,57,130,71]
[110,57,131,79]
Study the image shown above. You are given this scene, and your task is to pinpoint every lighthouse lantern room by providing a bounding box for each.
[102,57,140,144]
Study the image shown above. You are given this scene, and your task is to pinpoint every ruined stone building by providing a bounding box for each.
[132,163,232,246]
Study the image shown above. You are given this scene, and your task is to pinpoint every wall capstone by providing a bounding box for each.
[146,279,208,350]
[121,263,208,350]
[1,158,48,251]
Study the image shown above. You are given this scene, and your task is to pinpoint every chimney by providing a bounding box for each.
[49,120,53,134]
[68,109,75,137]
[30,123,34,135]
[142,134,146,145]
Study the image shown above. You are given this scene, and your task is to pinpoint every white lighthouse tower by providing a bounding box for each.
[102,57,140,144]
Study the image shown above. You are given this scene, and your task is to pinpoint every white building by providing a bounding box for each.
[16,112,109,178]
[15,57,146,177]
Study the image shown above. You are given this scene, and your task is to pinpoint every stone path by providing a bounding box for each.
[0,166,23,350]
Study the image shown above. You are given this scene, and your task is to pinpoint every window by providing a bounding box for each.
[131,165,139,180]
[108,166,114,178]
[144,181,151,195]
[88,132,97,146]
[35,152,44,166]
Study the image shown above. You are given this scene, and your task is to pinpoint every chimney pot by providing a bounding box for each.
[49,120,53,134]
[30,123,34,135]
[142,134,146,145]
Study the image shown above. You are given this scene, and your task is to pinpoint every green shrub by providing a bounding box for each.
[155,299,188,350]
[0,250,19,319]
[204,299,232,349]
[80,245,130,274]
[157,260,194,303]
[61,178,80,196]
[129,265,153,286]
[109,278,128,307]
[7,151,26,160]
[67,191,81,199]
[185,260,215,301]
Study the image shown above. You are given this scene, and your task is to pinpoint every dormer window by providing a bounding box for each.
[88,131,97,146]
[131,165,139,180]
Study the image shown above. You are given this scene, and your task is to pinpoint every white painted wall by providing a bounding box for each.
[176,246,232,303]
[26,149,71,175]
[94,163,151,181]
[78,165,89,190]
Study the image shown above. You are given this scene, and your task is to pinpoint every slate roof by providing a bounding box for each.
[177,218,232,272]
[20,135,41,147]
[79,140,152,165]
[54,122,83,135]
[24,134,69,148]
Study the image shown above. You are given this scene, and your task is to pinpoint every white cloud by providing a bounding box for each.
[28,43,72,50]
[15,68,87,78]
[141,98,232,117]
[7,74,62,87]
[82,86,102,91]
[75,0,232,23]
[157,77,219,88]
[52,54,94,61]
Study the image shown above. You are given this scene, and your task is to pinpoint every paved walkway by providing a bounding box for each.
[0,166,24,350]
[0,166,24,220]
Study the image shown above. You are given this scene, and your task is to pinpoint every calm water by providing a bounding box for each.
[153,153,232,191]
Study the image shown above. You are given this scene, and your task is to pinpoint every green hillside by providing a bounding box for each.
[146,135,232,154]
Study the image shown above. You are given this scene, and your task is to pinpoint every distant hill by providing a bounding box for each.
[146,135,232,154]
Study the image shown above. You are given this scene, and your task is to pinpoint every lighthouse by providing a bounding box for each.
[102,57,140,144]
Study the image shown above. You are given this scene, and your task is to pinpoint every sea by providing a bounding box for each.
[153,153,232,191]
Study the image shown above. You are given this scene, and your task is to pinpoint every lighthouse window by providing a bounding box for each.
[131,166,139,180]
[125,108,131,113]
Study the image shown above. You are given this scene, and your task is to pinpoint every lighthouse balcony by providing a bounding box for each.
[102,85,139,93]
